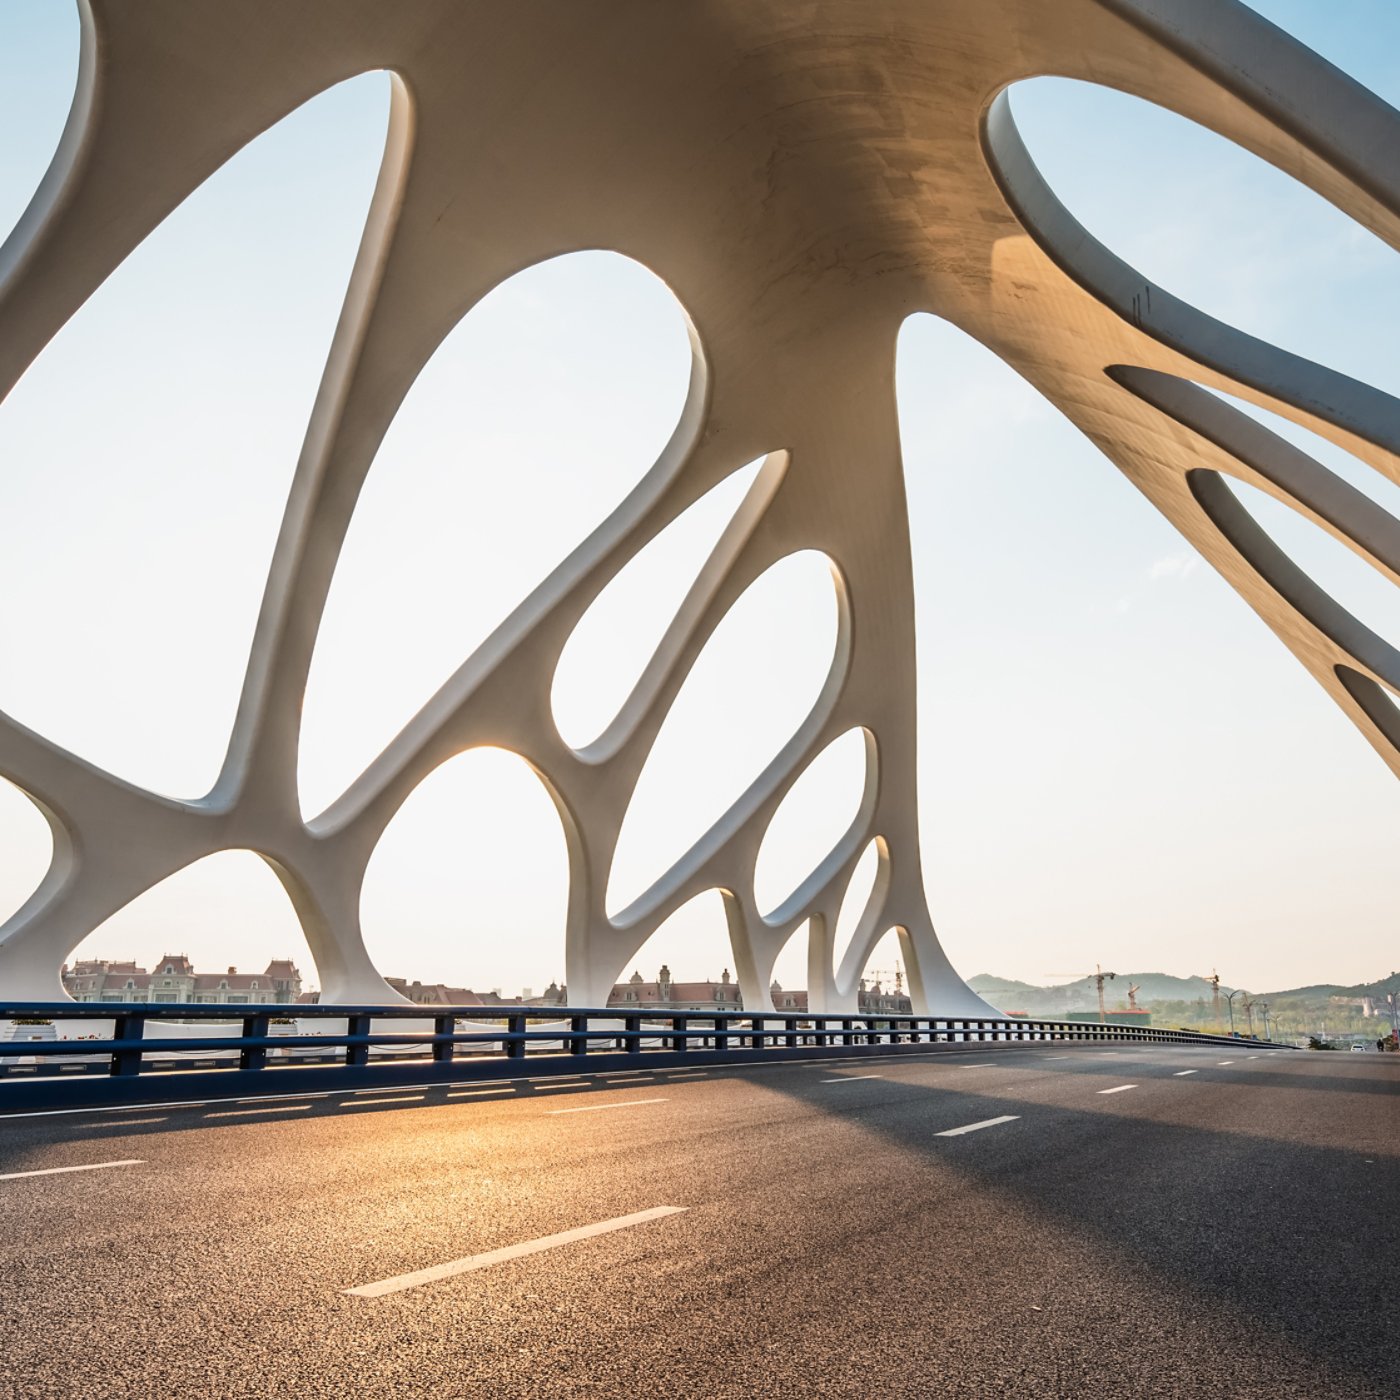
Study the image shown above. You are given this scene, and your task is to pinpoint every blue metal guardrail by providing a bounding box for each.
[0,1002,1288,1111]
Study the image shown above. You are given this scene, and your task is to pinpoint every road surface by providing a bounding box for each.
[0,1043,1396,1398]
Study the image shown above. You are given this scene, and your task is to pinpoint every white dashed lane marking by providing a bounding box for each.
[0,1159,143,1182]
[1098,1085,1137,1095]
[936,1115,1020,1137]
[207,1104,314,1118]
[546,1098,668,1116]
[820,1075,882,1084]
[1173,1071,1197,1077]
[345,1206,689,1298]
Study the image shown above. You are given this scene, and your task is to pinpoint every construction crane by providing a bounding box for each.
[1045,964,1117,1023]
[1195,970,1223,1025]
[863,962,905,1000]
[1126,983,1141,1012]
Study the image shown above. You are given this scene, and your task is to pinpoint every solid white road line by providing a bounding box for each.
[820,1075,882,1083]
[936,1115,1020,1137]
[0,1159,143,1182]
[1173,1070,1198,1077]
[1098,1085,1137,1095]
[546,1098,668,1116]
[345,1206,688,1298]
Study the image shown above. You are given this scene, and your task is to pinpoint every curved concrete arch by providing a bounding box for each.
[2,0,1396,1013]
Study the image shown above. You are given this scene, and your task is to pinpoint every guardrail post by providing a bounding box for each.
[432,1014,455,1064]
[111,1012,146,1077]
[240,1012,270,1071]
[715,1016,729,1052]
[625,1015,641,1057]
[569,1015,587,1057]
[749,1016,765,1051]
[785,1018,798,1049]
[345,1014,371,1067]
[506,1012,526,1059]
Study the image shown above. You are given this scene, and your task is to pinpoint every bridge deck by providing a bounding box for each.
[0,1043,1395,1398]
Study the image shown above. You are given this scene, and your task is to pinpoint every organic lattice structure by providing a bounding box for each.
[2,1,1398,1011]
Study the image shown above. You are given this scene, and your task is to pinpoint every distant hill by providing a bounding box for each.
[1261,970,1399,1000]
[971,967,1398,1015]
[967,975,1041,995]
[971,970,1232,1015]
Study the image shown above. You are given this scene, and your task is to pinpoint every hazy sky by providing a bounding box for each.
[1,2,1398,998]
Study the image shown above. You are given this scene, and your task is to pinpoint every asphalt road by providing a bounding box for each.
[0,1043,1395,1400]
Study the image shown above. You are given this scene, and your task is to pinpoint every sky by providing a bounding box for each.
[0,1,1398,998]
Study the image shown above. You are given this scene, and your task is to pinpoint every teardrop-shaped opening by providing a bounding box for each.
[753,729,868,919]
[0,0,81,250]
[900,313,1400,989]
[299,251,694,818]
[1193,472,1400,649]
[856,929,912,1014]
[617,890,739,1007]
[769,918,812,1009]
[361,747,569,1001]
[1197,386,1400,521]
[606,550,842,919]
[1336,666,1400,752]
[832,840,882,976]
[65,850,315,1003]
[0,778,53,926]
[551,456,771,751]
[1002,77,1400,394]
[0,70,392,798]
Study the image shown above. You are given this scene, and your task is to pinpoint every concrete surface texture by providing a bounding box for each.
[1,0,1397,1011]
[0,1045,1395,1398]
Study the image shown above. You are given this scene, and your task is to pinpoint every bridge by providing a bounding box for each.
[0,0,1397,1394]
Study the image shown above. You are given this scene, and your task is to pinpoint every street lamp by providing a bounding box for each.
[1223,988,1245,1035]
[1258,1001,1271,1040]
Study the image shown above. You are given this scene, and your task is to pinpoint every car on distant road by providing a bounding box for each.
[1350,1044,1366,1052]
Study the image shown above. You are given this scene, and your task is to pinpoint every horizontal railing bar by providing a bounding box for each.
[1,1027,1280,1055]
[0,1002,1275,1034]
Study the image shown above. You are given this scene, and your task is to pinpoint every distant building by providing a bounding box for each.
[383,978,573,1007]
[607,965,912,1014]
[609,966,746,1012]
[385,977,492,1007]
[368,980,567,1008]
[61,955,302,1005]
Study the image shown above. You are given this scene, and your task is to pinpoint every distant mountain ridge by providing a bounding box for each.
[969,968,1399,1014]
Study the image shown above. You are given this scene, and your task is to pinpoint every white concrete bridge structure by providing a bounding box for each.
[1,0,1398,1013]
